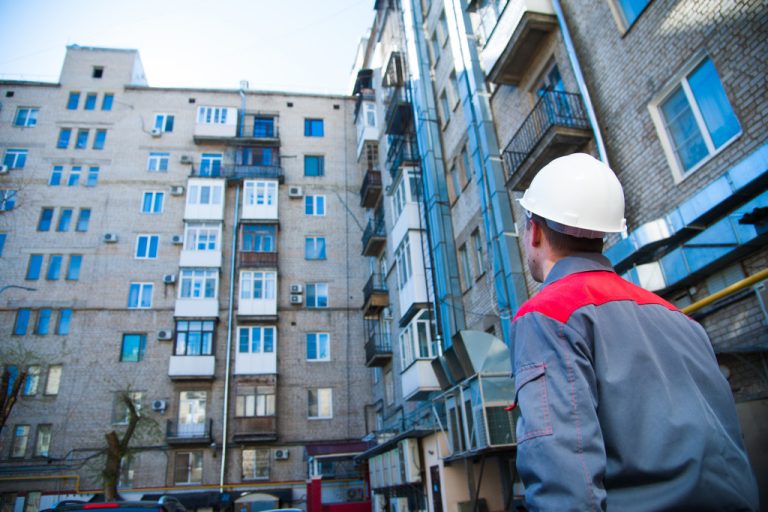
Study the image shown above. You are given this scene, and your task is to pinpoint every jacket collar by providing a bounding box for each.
[544,252,615,286]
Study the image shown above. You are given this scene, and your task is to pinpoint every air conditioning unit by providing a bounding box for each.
[290,294,303,305]
[103,232,118,243]
[151,399,167,412]
[163,273,177,284]
[171,234,184,245]
[288,186,303,198]
[150,128,162,137]
[158,330,173,340]
[0,165,8,174]
[274,449,290,460]
[170,186,185,196]
[180,155,192,164]
[290,284,303,294]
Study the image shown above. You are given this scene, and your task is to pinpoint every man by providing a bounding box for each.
[510,153,759,511]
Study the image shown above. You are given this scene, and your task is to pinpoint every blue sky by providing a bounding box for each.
[0,0,373,94]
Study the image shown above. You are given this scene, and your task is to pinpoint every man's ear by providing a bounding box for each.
[529,219,544,248]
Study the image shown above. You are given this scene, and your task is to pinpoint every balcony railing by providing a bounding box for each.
[387,136,419,179]
[362,218,386,257]
[360,169,383,208]
[365,331,393,368]
[384,86,412,135]
[502,90,592,191]
[232,416,277,442]
[166,419,213,445]
[239,251,278,269]
[363,273,389,315]
[237,120,279,142]
[223,165,284,183]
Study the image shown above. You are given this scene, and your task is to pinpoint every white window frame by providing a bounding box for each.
[236,386,275,418]
[399,309,438,370]
[147,152,169,172]
[154,113,175,132]
[113,391,144,424]
[245,180,277,206]
[175,451,203,485]
[197,106,228,125]
[14,108,38,127]
[128,282,153,309]
[306,282,329,308]
[45,365,62,395]
[187,184,223,205]
[4,149,28,169]
[184,222,221,251]
[308,388,333,419]
[134,234,159,259]
[395,236,413,290]
[305,195,326,216]
[242,448,270,480]
[306,332,330,361]
[179,269,219,299]
[237,325,276,354]
[240,271,277,300]
[141,191,165,214]
[305,236,327,260]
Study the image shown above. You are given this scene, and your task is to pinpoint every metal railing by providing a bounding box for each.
[365,331,393,364]
[363,272,388,298]
[502,90,590,178]
[387,135,419,179]
[360,168,383,205]
[238,120,279,139]
[362,217,386,249]
[222,165,283,181]
[166,419,213,443]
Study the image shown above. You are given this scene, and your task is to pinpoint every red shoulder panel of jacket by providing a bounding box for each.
[513,271,680,323]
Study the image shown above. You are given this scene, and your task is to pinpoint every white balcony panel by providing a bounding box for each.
[390,203,421,252]
[238,298,278,317]
[179,250,222,268]
[194,107,238,138]
[401,359,440,401]
[175,298,219,318]
[357,123,379,159]
[168,355,215,378]
[184,178,226,221]
[242,201,278,221]
[235,351,278,375]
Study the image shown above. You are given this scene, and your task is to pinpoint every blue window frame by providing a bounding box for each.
[76,209,90,232]
[57,208,73,232]
[253,117,275,138]
[75,129,88,149]
[93,129,106,150]
[67,92,80,110]
[27,255,43,280]
[3,149,27,169]
[306,283,329,308]
[38,208,54,231]
[142,192,164,213]
[67,255,82,281]
[304,118,324,137]
[102,94,114,111]
[50,166,63,186]
[305,237,326,260]
[135,235,159,259]
[120,334,146,362]
[57,128,71,149]
[14,309,31,335]
[35,309,52,335]
[58,309,72,335]
[47,255,63,280]
[86,166,99,187]
[14,108,38,127]
[0,233,5,256]
[304,155,325,177]
[84,93,97,110]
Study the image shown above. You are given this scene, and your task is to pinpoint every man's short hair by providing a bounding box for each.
[528,213,604,255]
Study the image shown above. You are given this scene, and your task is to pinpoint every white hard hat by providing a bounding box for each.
[519,153,626,238]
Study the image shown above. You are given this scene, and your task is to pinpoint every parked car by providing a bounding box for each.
[50,497,186,512]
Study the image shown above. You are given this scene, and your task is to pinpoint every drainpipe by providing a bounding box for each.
[220,185,240,491]
[551,0,609,165]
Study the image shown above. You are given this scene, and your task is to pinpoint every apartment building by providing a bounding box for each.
[354,0,766,511]
[0,46,373,508]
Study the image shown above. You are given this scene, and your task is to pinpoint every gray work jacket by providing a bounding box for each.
[510,254,759,511]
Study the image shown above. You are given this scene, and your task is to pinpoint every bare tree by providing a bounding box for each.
[0,343,39,434]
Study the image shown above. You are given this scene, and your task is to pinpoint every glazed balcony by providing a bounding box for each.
[360,169,383,208]
[362,218,387,257]
[502,90,592,191]
[232,416,277,442]
[387,136,419,180]
[365,331,393,368]
[166,419,213,446]
[362,273,389,315]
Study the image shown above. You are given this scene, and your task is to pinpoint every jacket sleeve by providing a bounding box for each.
[511,312,607,511]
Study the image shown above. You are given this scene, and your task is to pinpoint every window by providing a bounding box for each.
[185,223,220,251]
[14,309,31,335]
[654,56,740,177]
[0,233,5,256]
[34,425,51,457]
[461,145,473,183]
[102,93,114,111]
[384,369,394,405]
[244,180,277,206]
[306,283,329,308]
[242,448,270,480]
[128,283,153,309]
[308,388,332,419]
[240,271,277,300]
[147,152,169,172]
[395,237,413,290]
[253,116,275,137]
[67,92,80,110]
[175,320,215,356]
[47,255,63,280]
[57,128,71,149]
[238,147,275,166]
[27,255,43,280]
[305,237,326,260]
[24,492,41,512]
[236,385,275,417]
[242,224,275,252]
[35,309,52,335]
[57,208,73,232]
[439,91,451,126]
[238,325,275,354]
[614,0,650,28]
[3,149,28,169]
[304,155,325,176]
[75,129,89,149]
[11,425,29,457]
[93,67,104,78]
[178,391,207,437]
[175,451,203,484]
[14,108,38,127]
[86,166,99,186]
[365,103,376,127]
[305,195,326,216]
[199,153,223,177]
[197,106,229,124]
[471,229,485,276]
[179,269,218,299]
[66,255,82,281]
[84,93,97,110]
[0,190,16,211]
[449,164,461,200]
[135,235,159,259]
[187,184,223,205]
[49,166,63,186]
[459,244,472,290]
[304,118,324,137]
[430,32,440,65]
[93,129,106,150]
[120,334,147,362]
[75,209,91,232]
[400,309,438,369]
[23,366,40,396]
[67,166,81,186]
[113,392,143,424]
[119,455,134,488]
[141,191,164,213]
[45,365,62,395]
[154,113,175,132]
[38,208,53,231]
[306,333,330,361]
[438,10,449,45]
[57,309,72,335]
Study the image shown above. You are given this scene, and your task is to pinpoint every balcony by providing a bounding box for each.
[233,118,280,145]
[502,90,592,191]
[365,331,393,368]
[362,273,389,315]
[362,218,386,257]
[360,169,383,208]
[387,136,419,179]
[401,360,441,401]
[223,165,284,183]
[239,251,278,269]
[481,0,557,85]
[168,355,216,380]
[193,107,238,142]
[166,419,213,446]
[232,416,278,442]
[384,86,412,135]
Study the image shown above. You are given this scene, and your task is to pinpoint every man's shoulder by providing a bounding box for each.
[514,270,679,324]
